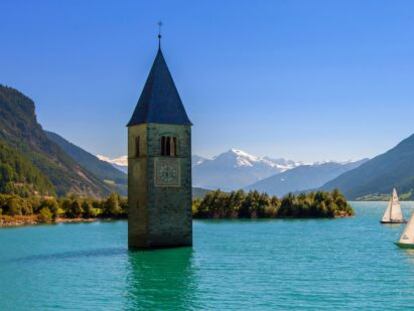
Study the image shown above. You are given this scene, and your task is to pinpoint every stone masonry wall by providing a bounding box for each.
[128,123,192,248]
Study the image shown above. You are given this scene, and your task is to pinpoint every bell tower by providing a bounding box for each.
[127,35,192,249]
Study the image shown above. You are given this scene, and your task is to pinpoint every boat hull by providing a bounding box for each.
[380,220,407,224]
[395,242,414,249]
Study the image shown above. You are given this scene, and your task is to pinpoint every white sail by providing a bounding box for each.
[399,211,414,245]
[381,201,392,222]
[381,188,404,222]
[391,188,403,221]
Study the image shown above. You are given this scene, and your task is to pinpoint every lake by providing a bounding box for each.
[1,202,414,310]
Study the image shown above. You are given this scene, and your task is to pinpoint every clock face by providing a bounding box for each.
[159,164,178,183]
[154,158,180,187]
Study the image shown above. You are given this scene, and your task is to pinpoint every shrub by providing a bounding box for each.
[103,193,122,217]
[38,207,53,223]
[39,198,59,220]
[66,200,83,218]
[82,201,102,218]
[6,197,22,216]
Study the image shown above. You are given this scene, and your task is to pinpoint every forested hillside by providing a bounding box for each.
[0,85,111,197]
[46,131,127,195]
[0,139,54,196]
[321,134,414,200]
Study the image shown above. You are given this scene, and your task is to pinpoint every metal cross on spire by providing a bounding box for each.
[158,21,163,49]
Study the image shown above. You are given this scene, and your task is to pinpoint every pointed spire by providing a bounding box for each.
[127,36,192,127]
[158,21,162,50]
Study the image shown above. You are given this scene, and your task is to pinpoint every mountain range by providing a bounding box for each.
[246,160,368,196]
[320,134,414,200]
[0,84,217,198]
[3,84,414,200]
[192,149,302,190]
[45,131,127,195]
[100,149,303,191]
[100,149,366,196]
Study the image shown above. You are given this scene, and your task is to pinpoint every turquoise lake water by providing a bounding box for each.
[2,202,414,310]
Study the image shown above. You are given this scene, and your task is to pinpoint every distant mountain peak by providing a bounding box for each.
[227,149,259,167]
[245,159,368,196]
[192,155,208,166]
[312,159,361,166]
[213,148,295,170]
[95,148,369,194]
[192,148,303,190]
[229,148,258,159]
[97,155,128,167]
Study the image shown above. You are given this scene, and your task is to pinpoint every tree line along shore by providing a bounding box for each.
[192,189,353,219]
[0,189,353,227]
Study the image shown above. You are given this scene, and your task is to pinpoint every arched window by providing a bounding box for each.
[161,136,177,156]
[161,136,166,155]
[166,136,171,155]
[172,137,177,156]
[135,136,140,157]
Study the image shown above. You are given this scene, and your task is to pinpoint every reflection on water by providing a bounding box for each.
[12,247,126,263]
[4,204,414,309]
[398,248,414,266]
[125,247,198,310]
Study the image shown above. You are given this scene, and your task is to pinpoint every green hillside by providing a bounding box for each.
[45,131,127,195]
[321,134,414,200]
[0,85,111,197]
[0,139,55,196]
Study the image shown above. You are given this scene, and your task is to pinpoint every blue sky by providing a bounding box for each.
[1,0,414,162]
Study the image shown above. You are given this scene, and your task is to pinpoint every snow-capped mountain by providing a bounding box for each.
[192,149,302,190]
[97,149,302,190]
[97,155,128,173]
[97,154,208,173]
[97,149,365,193]
[245,159,369,196]
[216,149,301,170]
[192,155,207,167]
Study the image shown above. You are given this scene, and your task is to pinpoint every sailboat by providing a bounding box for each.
[380,188,405,224]
[396,211,414,248]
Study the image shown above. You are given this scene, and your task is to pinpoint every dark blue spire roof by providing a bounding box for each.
[127,48,192,126]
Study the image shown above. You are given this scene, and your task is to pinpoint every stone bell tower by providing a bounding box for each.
[127,36,192,249]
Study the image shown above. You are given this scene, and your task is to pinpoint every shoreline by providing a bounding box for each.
[0,214,352,228]
[0,216,124,228]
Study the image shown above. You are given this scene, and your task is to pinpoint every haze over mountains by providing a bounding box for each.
[100,149,367,196]
[246,159,368,196]
[74,133,414,200]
